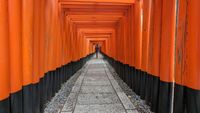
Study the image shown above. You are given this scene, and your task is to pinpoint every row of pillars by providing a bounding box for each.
[102,0,200,113]
[0,0,93,112]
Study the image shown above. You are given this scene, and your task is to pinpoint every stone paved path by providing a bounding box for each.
[60,58,139,113]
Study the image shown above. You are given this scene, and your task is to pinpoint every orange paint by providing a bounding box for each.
[61,0,135,4]
[39,0,46,78]
[141,0,152,72]
[0,0,10,100]
[9,0,23,93]
[148,0,162,76]
[129,5,135,67]
[33,0,40,83]
[160,0,176,82]
[174,0,187,86]
[134,0,143,69]
[183,0,200,90]
[22,0,34,85]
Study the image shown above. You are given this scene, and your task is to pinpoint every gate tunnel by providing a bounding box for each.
[0,0,200,113]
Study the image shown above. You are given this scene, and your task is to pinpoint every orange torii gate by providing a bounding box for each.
[0,0,200,113]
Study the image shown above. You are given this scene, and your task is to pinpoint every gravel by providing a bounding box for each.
[44,59,154,113]
[105,61,153,113]
[44,65,87,113]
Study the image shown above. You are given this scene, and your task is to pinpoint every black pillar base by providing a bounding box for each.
[158,81,173,113]
[0,98,10,113]
[185,87,200,113]
[10,90,23,113]
[23,84,33,113]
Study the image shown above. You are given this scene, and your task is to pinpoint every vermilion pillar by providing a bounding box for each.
[32,0,41,113]
[141,0,151,73]
[133,0,143,95]
[183,0,200,113]
[147,0,162,112]
[174,0,200,113]
[22,0,34,112]
[39,0,45,79]
[183,1,200,112]
[9,0,23,113]
[0,0,10,113]
[140,0,152,100]
[129,5,135,68]
[159,0,176,113]
[173,0,187,113]
[134,0,143,70]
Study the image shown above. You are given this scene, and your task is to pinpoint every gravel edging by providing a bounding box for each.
[105,61,153,113]
[44,65,87,113]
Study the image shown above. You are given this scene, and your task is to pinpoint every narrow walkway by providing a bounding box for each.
[60,58,138,113]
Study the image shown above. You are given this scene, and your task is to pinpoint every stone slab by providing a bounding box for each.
[87,68,105,73]
[82,80,111,86]
[73,104,126,113]
[110,80,123,92]
[61,59,138,113]
[61,112,72,113]
[80,85,115,94]
[86,72,106,76]
[117,92,136,110]
[77,93,120,105]
[71,85,81,93]
[62,93,78,112]
[84,76,108,81]
[127,110,139,113]
[74,74,85,86]
[106,71,115,80]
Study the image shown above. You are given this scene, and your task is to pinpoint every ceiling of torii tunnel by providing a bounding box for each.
[59,0,137,63]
